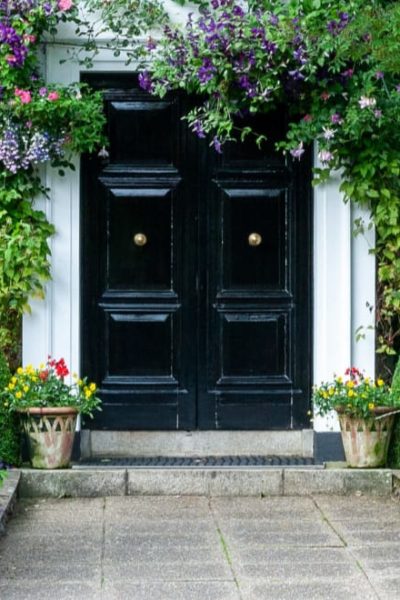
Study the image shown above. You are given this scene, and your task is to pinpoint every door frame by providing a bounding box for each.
[22,48,377,436]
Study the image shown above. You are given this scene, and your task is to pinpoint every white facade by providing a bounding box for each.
[22,30,376,436]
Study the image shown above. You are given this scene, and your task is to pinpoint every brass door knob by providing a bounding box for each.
[248,232,262,246]
[133,233,147,246]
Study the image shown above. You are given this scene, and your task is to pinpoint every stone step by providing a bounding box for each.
[17,467,394,498]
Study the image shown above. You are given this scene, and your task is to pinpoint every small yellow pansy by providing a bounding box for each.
[89,383,96,392]
[368,402,375,410]
[346,380,355,388]
[11,376,17,384]
[347,390,355,398]
[8,383,15,391]
[329,388,334,396]
[377,379,384,387]
[23,385,29,393]
[15,391,22,399]
[17,367,23,375]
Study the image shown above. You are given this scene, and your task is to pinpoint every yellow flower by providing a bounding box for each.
[347,390,355,398]
[8,383,15,391]
[329,388,334,396]
[89,383,96,392]
[336,377,343,384]
[78,379,84,387]
[368,402,375,410]
[322,392,329,399]
[17,367,23,375]
[15,391,22,399]
[72,372,78,379]
[377,379,384,387]
[23,386,29,393]
[39,363,45,369]
[346,380,355,388]
[365,377,370,384]
[31,376,38,383]
[84,389,92,399]
[11,376,17,384]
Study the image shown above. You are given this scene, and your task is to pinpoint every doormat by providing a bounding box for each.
[76,455,317,468]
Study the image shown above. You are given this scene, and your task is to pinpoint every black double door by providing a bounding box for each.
[81,74,312,431]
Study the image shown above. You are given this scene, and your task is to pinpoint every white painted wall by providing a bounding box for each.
[23,32,376,434]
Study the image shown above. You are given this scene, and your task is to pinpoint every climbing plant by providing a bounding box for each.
[0,0,106,366]
[135,0,400,374]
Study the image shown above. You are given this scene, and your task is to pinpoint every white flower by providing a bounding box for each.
[98,146,109,159]
[359,96,377,109]
[322,127,335,140]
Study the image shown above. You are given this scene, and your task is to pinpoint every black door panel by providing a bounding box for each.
[81,73,312,430]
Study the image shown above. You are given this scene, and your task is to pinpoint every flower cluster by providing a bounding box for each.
[2,357,101,417]
[313,367,400,419]
[0,121,64,173]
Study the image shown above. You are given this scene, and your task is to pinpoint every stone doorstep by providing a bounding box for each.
[16,467,395,499]
[0,471,20,535]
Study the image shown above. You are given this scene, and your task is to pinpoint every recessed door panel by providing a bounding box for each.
[109,100,175,164]
[106,312,173,378]
[222,188,286,291]
[107,188,173,291]
[220,312,289,381]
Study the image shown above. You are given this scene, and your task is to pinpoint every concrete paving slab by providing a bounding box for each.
[103,559,233,581]
[365,576,400,600]
[284,468,393,495]
[102,581,241,600]
[0,582,101,600]
[314,495,400,520]
[19,469,127,497]
[210,496,319,519]
[104,494,210,519]
[208,469,283,496]
[328,522,400,545]
[216,518,344,547]
[238,578,379,600]
[128,469,210,495]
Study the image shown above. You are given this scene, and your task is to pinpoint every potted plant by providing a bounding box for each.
[313,367,400,468]
[2,357,101,469]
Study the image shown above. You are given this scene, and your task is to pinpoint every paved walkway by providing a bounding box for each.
[0,495,399,599]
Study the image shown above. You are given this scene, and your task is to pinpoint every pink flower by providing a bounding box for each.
[290,142,305,160]
[23,34,36,44]
[58,0,73,10]
[320,91,330,102]
[318,149,334,164]
[15,89,32,104]
[303,114,313,123]
[47,91,60,101]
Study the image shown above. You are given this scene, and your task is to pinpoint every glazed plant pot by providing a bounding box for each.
[19,407,78,469]
[337,408,396,468]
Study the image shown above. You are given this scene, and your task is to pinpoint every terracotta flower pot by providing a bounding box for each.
[19,407,78,469]
[337,407,396,468]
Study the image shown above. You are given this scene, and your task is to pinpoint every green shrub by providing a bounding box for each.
[0,352,20,466]
[388,356,400,467]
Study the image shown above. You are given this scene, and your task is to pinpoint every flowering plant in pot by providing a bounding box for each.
[313,367,400,467]
[2,357,101,468]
